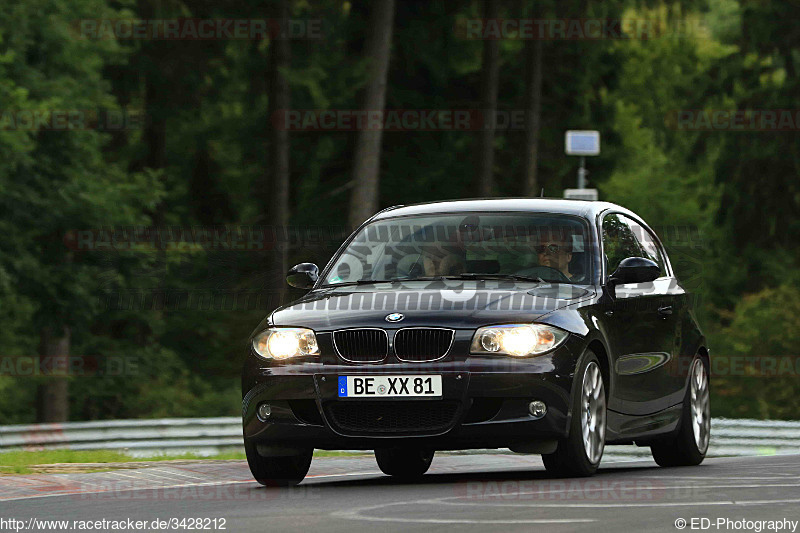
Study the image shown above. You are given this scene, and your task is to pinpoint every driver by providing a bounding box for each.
[536,237,573,279]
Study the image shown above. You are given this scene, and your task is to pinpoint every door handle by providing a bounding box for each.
[657,305,673,318]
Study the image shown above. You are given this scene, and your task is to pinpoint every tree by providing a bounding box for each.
[267,0,292,290]
[710,0,800,296]
[476,0,500,197]
[522,38,543,196]
[1,0,799,424]
[348,0,396,229]
[0,0,164,421]
[711,285,800,419]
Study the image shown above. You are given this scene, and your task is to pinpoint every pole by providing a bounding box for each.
[577,156,587,189]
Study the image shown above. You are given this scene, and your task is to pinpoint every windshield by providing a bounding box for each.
[323,212,592,286]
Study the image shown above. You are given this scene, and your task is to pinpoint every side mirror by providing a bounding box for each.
[287,263,319,289]
[608,257,660,286]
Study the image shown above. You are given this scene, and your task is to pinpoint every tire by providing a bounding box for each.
[374,448,434,479]
[244,440,313,487]
[651,356,710,467]
[542,350,606,477]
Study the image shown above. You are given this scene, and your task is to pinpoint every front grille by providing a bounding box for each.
[333,329,388,362]
[394,328,454,362]
[325,400,461,435]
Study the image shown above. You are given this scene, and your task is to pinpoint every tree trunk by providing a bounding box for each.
[36,326,70,423]
[142,73,168,227]
[476,0,500,197]
[522,38,543,196]
[348,0,395,229]
[267,0,291,298]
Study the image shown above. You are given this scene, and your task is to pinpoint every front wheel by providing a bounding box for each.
[651,356,710,467]
[375,448,434,479]
[542,350,606,477]
[244,441,313,487]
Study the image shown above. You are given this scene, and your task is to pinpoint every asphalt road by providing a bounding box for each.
[2,453,800,532]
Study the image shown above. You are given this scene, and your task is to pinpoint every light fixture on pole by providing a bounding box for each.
[564,130,600,201]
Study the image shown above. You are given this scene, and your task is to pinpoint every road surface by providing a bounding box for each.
[2,453,799,532]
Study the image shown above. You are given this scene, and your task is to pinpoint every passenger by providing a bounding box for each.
[422,249,465,276]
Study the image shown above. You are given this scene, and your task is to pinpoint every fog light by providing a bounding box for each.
[528,400,547,419]
[257,403,272,421]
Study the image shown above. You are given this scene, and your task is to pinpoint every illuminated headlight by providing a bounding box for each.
[470,324,568,357]
[252,328,319,360]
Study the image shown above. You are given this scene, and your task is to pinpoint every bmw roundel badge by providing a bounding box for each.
[385,313,404,323]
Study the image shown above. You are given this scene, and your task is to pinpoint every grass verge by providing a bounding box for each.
[0,449,368,474]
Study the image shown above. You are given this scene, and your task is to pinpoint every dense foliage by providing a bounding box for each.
[1,0,798,422]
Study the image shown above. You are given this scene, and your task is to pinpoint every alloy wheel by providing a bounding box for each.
[581,361,606,464]
[690,358,711,454]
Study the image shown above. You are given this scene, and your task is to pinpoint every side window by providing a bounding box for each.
[602,213,668,279]
[602,214,642,276]
[626,219,667,277]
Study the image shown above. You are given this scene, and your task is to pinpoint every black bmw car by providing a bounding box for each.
[242,199,710,485]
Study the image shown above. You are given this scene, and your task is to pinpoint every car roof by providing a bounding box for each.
[370,198,637,223]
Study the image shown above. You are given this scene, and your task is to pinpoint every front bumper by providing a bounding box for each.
[242,337,584,451]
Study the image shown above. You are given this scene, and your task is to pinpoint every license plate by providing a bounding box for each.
[338,375,442,398]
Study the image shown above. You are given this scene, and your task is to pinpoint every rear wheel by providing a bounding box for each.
[244,441,313,486]
[375,448,434,478]
[651,356,710,467]
[543,350,606,477]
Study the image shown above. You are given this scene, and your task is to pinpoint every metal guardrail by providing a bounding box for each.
[0,418,243,457]
[1,417,798,459]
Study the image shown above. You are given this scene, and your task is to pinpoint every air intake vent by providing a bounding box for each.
[325,400,461,435]
[394,328,454,362]
[333,329,388,363]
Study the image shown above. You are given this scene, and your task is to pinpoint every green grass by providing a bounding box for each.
[0,450,244,474]
[0,449,368,474]
[313,450,370,457]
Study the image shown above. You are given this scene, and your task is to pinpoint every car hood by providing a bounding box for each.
[262,280,594,332]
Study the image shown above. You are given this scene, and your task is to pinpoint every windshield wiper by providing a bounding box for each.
[446,273,551,283]
[320,279,386,288]
[323,277,445,286]
[324,274,559,286]
[402,274,555,283]
[395,276,449,281]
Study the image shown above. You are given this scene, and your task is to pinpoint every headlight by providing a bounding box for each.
[470,324,568,357]
[252,328,319,360]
